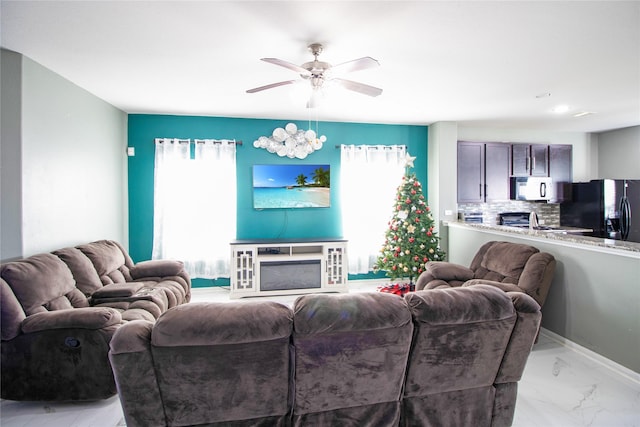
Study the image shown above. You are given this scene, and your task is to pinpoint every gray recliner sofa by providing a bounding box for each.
[415,240,556,308]
[109,285,541,427]
[1,239,191,401]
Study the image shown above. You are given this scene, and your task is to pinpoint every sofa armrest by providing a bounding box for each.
[129,260,185,280]
[21,307,122,334]
[426,261,474,281]
[109,320,167,427]
[91,282,145,298]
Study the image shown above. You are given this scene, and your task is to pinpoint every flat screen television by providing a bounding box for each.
[253,164,330,209]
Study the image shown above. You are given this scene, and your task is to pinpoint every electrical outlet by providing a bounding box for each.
[127,147,135,156]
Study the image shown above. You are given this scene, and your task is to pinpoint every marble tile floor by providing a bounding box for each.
[2,284,638,427]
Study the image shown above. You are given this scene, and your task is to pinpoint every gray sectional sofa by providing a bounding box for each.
[109,285,541,427]
[0,239,191,401]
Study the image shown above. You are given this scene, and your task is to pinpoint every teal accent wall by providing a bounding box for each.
[128,114,428,287]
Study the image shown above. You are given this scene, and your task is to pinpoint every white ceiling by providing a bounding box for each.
[2,1,639,133]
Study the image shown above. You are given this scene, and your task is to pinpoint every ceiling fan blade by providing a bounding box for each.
[331,57,380,74]
[261,58,311,75]
[246,80,299,93]
[333,78,383,97]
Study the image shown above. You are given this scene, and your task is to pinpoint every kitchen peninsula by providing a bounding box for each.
[445,221,639,375]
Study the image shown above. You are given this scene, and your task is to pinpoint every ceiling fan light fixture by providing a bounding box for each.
[246,43,382,106]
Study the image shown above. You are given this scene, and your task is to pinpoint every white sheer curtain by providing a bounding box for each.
[152,138,237,279]
[340,145,407,274]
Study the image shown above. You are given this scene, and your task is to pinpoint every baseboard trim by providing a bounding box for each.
[539,327,639,385]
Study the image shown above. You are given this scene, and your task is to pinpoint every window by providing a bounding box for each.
[152,138,237,279]
[340,145,407,274]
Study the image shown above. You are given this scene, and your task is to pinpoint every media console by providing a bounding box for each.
[230,238,348,299]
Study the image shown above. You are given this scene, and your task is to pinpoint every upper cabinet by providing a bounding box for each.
[457,142,484,203]
[458,141,573,204]
[485,143,511,201]
[549,144,573,202]
[511,143,549,176]
[457,142,510,203]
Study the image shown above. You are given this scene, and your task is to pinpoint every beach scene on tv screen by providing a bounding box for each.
[253,164,330,209]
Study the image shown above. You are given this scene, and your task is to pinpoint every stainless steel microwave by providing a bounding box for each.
[510,177,554,201]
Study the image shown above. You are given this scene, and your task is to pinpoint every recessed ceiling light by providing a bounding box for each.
[573,111,596,118]
[551,105,570,114]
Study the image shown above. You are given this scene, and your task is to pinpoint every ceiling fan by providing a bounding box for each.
[246,43,383,107]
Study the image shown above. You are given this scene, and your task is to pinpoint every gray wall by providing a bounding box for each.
[1,50,23,260]
[597,126,640,179]
[447,224,640,373]
[0,49,128,260]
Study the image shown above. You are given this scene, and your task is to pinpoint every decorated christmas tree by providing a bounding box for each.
[374,159,446,286]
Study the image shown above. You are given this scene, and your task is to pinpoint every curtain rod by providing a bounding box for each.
[196,140,243,146]
[335,144,406,149]
[154,138,242,146]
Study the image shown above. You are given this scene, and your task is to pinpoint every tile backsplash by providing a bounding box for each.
[458,201,560,226]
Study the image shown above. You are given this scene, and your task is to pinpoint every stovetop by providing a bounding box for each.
[499,212,565,231]
[498,212,532,226]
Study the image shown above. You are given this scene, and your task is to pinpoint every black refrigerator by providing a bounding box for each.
[560,179,640,242]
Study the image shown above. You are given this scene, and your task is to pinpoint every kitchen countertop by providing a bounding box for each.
[446,221,640,256]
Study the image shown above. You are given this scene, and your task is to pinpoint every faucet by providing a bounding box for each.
[529,212,539,229]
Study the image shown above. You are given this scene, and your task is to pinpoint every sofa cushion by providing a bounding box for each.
[129,260,185,280]
[480,242,538,279]
[53,247,104,296]
[294,292,412,335]
[406,284,515,325]
[152,301,293,347]
[91,282,145,299]
[404,285,516,397]
[292,292,413,419]
[0,254,80,315]
[76,240,129,283]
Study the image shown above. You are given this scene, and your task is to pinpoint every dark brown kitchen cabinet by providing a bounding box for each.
[485,143,511,201]
[457,142,510,203]
[549,144,573,202]
[458,142,484,203]
[511,144,549,177]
